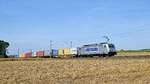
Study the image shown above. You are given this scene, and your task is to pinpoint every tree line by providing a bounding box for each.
[0,40,9,58]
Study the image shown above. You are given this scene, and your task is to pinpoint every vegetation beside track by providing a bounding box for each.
[117,50,150,56]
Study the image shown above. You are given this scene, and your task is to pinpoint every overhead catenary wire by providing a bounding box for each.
[109,27,149,39]
[17,48,20,57]
[50,40,53,50]
[70,41,73,48]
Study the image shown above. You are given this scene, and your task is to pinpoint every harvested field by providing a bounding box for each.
[1,56,150,84]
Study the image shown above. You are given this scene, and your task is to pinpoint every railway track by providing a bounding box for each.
[1,55,150,61]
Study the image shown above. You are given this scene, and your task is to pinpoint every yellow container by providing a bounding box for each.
[64,48,70,56]
[58,48,71,57]
[58,48,64,57]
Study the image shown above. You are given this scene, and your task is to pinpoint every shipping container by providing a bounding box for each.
[44,50,51,56]
[52,49,58,57]
[24,52,32,58]
[64,48,71,55]
[32,52,36,57]
[58,48,64,57]
[58,48,70,57]
[36,51,44,57]
[70,48,78,56]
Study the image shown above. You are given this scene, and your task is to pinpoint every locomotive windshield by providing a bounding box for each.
[108,44,115,48]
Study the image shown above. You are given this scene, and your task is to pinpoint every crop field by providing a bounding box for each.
[117,51,150,56]
[1,56,150,84]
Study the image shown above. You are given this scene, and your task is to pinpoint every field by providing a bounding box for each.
[117,50,150,56]
[1,56,150,84]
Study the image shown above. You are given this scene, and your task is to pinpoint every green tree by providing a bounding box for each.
[0,40,9,58]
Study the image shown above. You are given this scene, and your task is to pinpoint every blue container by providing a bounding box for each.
[52,49,58,57]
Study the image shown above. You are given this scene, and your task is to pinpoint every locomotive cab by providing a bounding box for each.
[104,43,117,56]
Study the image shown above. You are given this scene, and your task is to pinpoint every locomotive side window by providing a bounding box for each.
[104,45,107,48]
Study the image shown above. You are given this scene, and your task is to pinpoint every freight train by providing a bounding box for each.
[19,42,117,58]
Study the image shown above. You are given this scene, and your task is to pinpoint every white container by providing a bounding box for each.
[32,52,37,57]
[70,48,78,55]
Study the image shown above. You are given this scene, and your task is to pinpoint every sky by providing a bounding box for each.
[0,0,150,55]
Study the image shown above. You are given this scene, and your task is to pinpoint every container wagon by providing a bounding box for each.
[24,52,32,58]
[36,51,44,57]
[70,48,78,57]
[52,49,58,58]
[44,50,51,57]
[32,52,37,58]
[58,48,70,58]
